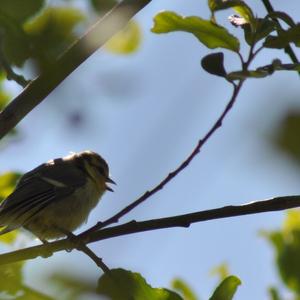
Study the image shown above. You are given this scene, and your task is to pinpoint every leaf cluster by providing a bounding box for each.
[152,0,300,80]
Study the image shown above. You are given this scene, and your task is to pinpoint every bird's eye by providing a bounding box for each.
[98,167,106,176]
[92,164,106,177]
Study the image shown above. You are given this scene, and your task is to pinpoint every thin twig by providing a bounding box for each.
[76,244,111,274]
[0,0,151,140]
[0,55,29,88]
[2,194,298,266]
[81,80,244,235]
[59,229,111,274]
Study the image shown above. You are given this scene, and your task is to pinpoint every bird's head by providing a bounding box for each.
[75,150,115,192]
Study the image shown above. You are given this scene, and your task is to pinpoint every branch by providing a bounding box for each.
[1,195,299,265]
[83,81,243,234]
[0,0,151,140]
[261,0,299,66]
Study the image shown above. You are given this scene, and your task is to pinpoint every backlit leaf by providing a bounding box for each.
[209,275,241,300]
[106,21,141,54]
[172,278,197,300]
[152,11,240,52]
[98,268,183,300]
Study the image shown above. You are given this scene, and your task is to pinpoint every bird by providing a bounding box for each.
[0,150,115,242]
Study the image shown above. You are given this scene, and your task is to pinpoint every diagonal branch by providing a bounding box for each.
[1,194,299,266]
[0,0,151,140]
[82,80,244,235]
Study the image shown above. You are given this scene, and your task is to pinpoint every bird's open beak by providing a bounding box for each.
[105,177,116,192]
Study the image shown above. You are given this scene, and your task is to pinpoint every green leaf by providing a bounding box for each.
[2,31,31,66]
[0,171,21,203]
[201,52,227,77]
[0,230,19,244]
[97,268,183,300]
[209,276,241,300]
[284,210,300,232]
[0,262,24,294]
[271,111,300,166]
[208,0,254,24]
[172,278,198,300]
[210,263,230,280]
[264,210,300,294]
[24,6,85,69]
[233,4,254,25]
[0,11,31,66]
[0,172,21,243]
[152,11,240,52]
[264,24,300,48]
[105,20,141,54]
[0,0,44,23]
[268,286,283,300]
[24,6,84,38]
[0,86,11,110]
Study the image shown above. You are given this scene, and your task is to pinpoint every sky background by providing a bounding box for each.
[1,0,300,299]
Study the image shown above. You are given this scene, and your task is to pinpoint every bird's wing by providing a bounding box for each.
[0,159,86,230]
[16,158,87,189]
[0,176,57,232]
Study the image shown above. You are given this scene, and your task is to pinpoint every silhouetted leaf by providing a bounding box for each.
[244,18,276,45]
[201,52,227,77]
[264,24,300,48]
[267,11,296,27]
[98,268,183,300]
[209,275,241,300]
[152,11,240,52]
